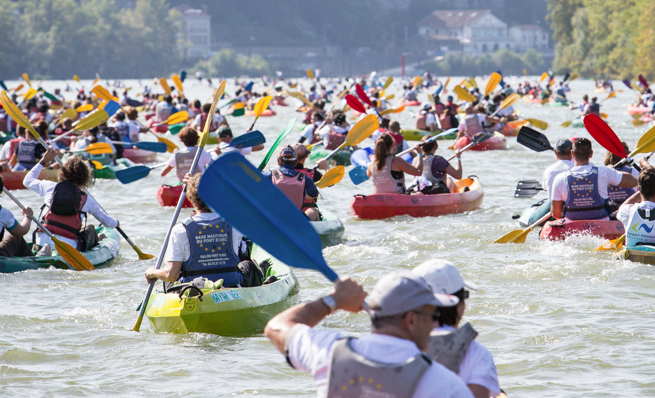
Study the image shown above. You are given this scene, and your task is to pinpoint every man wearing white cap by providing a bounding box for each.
[414,260,501,398]
[265,271,474,398]
[415,103,439,132]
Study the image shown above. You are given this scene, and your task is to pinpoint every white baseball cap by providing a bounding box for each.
[422,102,432,110]
[412,259,478,295]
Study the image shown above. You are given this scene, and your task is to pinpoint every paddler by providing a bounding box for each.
[440,107,459,130]
[617,165,655,247]
[367,133,423,194]
[292,143,329,217]
[582,97,601,117]
[604,143,640,210]
[415,103,438,132]
[412,135,462,194]
[153,95,176,124]
[213,126,264,157]
[298,112,325,144]
[144,173,264,288]
[413,260,502,398]
[23,149,119,256]
[0,175,35,257]
[191,103,227,133]
[457,105,487,139]
[161,127,213,182]
[550,138,637,221]
[264,271,473,398]
[263,145,320,221]
[445,95,458,115]
[10,122,46,171]
[570,94,589,113]
[316,112,350,150]
[126,108,149,142]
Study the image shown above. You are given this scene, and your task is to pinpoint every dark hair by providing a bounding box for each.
[380,118,390,129]
[639,166,655,198]
[591,97,598,103]
[58,156,91,187]
[178,127,199,147]
[16,126,27,138]
[604,142,630,166]
[164,95,173,104]
[193,99,201,109]
[202,103,211,113]
[38,103,49,113]
[0,174,4,192]
[187,174,210,212]
[421,135,437,153]
[35,120,49,139]
[334,114,346,125]
[572,138,592,162]
[313,112,325,121]
[374,133,394,171]
[436,289,466,327]
[115,111,126,121]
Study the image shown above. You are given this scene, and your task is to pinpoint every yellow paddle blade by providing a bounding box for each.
[600,112,609,119]
[633,119,646,127]
[61,108,77,119]
[380,108,394,116]
[493,228,529,244]
[73,108,109,131]
[498,93,520,111]
[569,73,578,81]
[52,236,94,270]
[413,76,423,89]
[454,85,476,103]
[594,234,625,252]
[344,114,379,147]
[73,75,80,83]
[561,120,573,127]
[135,246,154,260]
[382,77,393,90]
[12,83,24,92]
[523,69,527,76]
[172,74,184,95]
[527,118,548,130]
[468,78,478,88]
[92,77,99,86]
[84,143,113,155]
[541,97,549,105]
[91,85,119,102]
[22,73,32,87]
[393,104,406,113]
[1,91,41,139]
[91,160,104,169]
[444,77,450,89]
[75,104,94,113]
[199,80,225,148]
[385,94,395,100]
[289,82,297,88]
[632,113,642,120]
[159,78,172,95]
[485,72,502,97]
[23,88,37,100]
[508,120,529,129]
[234,102,245,110]
[540,72,548,82]
[289,91,318,112]
[634,125,655,153]
[548,79,555,87]
[166,111,188,125]
[316,166,345,188]
[343,104,351,113]
[463,80,472,89]
[306,69,315,79]
[155,136,177,153]
[605,91,616,100]
[254,96,273,117]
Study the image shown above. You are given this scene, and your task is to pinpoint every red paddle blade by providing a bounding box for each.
[355,84,373,107]
[583,114,627,158]
[639,74,649,88]
[345,94,366,114]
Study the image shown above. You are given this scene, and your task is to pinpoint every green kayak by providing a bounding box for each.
[401,129,457,141]
[571,118,584,128]
[93,158,136,179]
[144,244,300,335]
[313,205,344,247]
[0,226,121,273]
[309,148,352,166]
[547,101,569,107]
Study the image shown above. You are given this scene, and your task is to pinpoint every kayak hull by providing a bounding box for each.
[147,118,169,133]
[350,177,483,220]
[144,244,300,335]
[628,106,650,115]
[1,169,58,190]
[539,219,625,241]
[498,123,517,137]
[157,184,192,208]
[454,133,507,151]
[399,100,420,107]
[0,226,120,273]
[313,205,344,247]
[308,148,352,166]
[401,129,457,141]
[123,148,157,164]
[571,118,584,128]
[245,109,276,117]
[273,98,287,106]
[616,245,655,265]
[93,158,135,179]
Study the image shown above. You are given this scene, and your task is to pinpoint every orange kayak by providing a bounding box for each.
[245,109,277,117]
[1,169,58,190]
[157,184,192,208]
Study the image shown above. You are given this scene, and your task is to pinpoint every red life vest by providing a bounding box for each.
[8,137,25,159]
[297,168,317,206]
[325,125,347,150]
[41,181,88,240]
[200,114,219,131]
[389,131,404,147]
[415,113,427,130]
[439,113,452,129]
[433,103,445,114]
[272,169,305,210]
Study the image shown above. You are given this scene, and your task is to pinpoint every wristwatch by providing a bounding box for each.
[321,295,337,313]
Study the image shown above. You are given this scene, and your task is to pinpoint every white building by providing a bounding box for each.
[418,10,514,55]
[177,5,211,58]
[509,25,549,52]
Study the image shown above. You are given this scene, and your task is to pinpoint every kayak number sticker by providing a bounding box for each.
[210,290,244,304]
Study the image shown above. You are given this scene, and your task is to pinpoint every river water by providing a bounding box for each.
[0,78,653,397]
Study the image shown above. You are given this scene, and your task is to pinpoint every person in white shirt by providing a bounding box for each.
[543,139,575,197]
[298,112,324,144]
[212,126,265,158]
[413,260,502,398]
[416,103,438,132]
[191,103,226,133]
[265,270,473,398]
[161,127,213,183]
[126,108,149,142]
[551,138,637,221]
[617,165,655,247]
[0,175,35,257]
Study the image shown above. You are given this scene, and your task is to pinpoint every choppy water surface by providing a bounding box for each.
[1,78,654,397]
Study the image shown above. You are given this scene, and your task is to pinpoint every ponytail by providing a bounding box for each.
[374,133,394,171]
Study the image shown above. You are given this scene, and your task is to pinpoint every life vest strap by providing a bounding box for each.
[180,267,239,278]
[42,219,81,235]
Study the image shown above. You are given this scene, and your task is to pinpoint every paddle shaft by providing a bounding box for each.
[396,129,458,158]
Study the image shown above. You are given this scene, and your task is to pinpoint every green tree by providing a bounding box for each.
[0,0,22,77]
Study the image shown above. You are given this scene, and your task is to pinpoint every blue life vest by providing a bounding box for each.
[16,140,39,169]
[607,165,634,204]
[564,167,610,220]
[179,217,243,287]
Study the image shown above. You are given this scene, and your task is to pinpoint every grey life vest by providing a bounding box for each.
[174,147,199,182]
[426,323,478,373]
[326,338,431,398]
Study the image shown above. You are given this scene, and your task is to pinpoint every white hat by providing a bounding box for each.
[422,102,432,110]
[412,259,478,295]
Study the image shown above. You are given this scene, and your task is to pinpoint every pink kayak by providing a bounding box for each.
[453,133,507,151]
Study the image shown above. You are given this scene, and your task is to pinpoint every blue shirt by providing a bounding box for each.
[263,164,319,199]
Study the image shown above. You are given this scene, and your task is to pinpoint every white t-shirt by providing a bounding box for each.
[432,326,501,397]
[425,113,436,127]
[192,114,224,130]
[0,141,13,161]
[287,325,474,398]
[127,120,142,142]
[496,106,514,117]
[617,201,655,247]
[458,114,486,134]
[214,142,253,157]
[166,146,213,172]
[301,123,319,142]
[542,159,574,199]
[24,164,119,248]
[0,207,18,233]
[551,164,624,202]
[164,212,245,262]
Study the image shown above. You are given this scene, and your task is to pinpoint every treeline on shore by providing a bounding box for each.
[420,49,547,77]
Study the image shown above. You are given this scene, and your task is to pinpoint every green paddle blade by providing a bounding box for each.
[168,123,185,135]
[258,118,296,170]
[231,108,245,117]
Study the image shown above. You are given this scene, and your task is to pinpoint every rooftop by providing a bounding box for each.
[418,10,492,29]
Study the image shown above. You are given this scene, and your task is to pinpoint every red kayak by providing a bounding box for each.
[123,148,157,164]
[157,184,192,208]
[539,219,625,241]
[273,97,288,106]
[628,106,650,115]
[400,100,421,107]
[1,169,58,190]
[350,177,483,220]
[454,133,507,151]
[498,123,517,137]
[146,118,168,133]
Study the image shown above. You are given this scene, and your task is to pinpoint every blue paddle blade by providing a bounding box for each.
[244,81,254,92]
[496,70,505,88]
[104,100,121,117]
[349,165,369,185]
[434,85,443,97]
[135,141,167,153]
[116,165,152,184]
[228,130,265,148]
[0,81,7,91]
[180,70,187,83]
[198,152,337,281]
